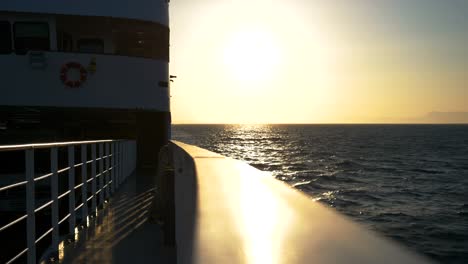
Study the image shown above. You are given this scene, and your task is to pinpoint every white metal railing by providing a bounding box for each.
[0,140,137,264]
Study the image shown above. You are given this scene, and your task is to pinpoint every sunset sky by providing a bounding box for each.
[169,0,468,124]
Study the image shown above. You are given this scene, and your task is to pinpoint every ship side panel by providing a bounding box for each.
[0,53,169,111]
[0,9,170,167]
[0,0,169,25]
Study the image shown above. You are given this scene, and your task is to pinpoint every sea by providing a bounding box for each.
[172,124,468,263]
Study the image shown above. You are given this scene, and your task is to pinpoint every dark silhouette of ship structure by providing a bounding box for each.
[0,1,432,263]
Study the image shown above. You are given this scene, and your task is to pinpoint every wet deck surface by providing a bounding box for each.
[59,170,174,264]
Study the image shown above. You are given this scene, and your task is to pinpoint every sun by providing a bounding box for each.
[222,29,282,83]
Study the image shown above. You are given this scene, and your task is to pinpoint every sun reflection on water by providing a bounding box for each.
[220,124,287,172]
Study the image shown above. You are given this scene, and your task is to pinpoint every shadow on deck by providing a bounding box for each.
[59,170,175,264]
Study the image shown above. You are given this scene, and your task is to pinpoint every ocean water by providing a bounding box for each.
[172,124,468,263]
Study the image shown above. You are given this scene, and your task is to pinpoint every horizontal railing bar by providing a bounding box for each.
[0,140,136,264]
[96,155,113,161]
[58,190,71,200]
[58,213,71,225]
[0,214,27,232]
[57,167,70,174]
[0,181,27,192]
[0,139,119,152]
[34,200,53,213]
[34,172,53,182]
[75,203,84,211]
[6,248,28,264]
[35,227,53,244]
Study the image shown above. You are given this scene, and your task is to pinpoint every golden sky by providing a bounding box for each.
[169,0,468,124]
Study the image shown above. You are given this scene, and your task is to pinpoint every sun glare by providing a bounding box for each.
[222,29,282,83]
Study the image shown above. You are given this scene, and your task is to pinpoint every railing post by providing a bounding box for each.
[91,144,97,214]
[130,142,133,176]
[105,142,110,199]
[126,142,129,178]
[25,149,36,264]
[133,142,136,172]
[119,142,123,184]
[115,142,119,189]
[99,143,104,205]
[81,145,88,222]
[124,142,127,179]
[68,146,76,235]
[122,142,125,181]
[111,142,115,194]
[51,147,59,252]
[121,142,125,180]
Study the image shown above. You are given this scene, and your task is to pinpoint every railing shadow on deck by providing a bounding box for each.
[58,183,157,263]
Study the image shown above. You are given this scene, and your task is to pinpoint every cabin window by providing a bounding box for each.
[55,15,169,60]
[113,20,169,60]
[0,21,12,54]
[77,38,104,54]
[57,31,73,52]
[14,22,50,54]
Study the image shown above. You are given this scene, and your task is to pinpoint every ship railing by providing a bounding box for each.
[168,141,432,264]
[0,140,137,264]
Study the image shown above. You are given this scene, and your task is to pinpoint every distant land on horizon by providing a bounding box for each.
[172,112,468,125]
[406,112,468,124]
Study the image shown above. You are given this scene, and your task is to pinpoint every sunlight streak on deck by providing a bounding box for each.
[59,172,173,264]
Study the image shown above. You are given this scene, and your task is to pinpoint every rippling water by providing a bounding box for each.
[172,124,468,263]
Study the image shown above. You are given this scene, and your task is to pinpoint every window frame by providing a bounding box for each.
[0,20,13,54]
[13,21,51,54]
[57,31,73,52]
[77,38,105,54]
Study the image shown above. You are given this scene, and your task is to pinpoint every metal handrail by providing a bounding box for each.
[6,248,28,264]
[34,173,53,182]
[0,139,115,152]
[34,200,53,213]
[0,215,27,232]
[35,228,53,244]
[0,139,137,264]
[0,180,27,192]
[170,141,432,264]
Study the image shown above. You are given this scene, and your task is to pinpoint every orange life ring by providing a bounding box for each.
[60,62,88,88]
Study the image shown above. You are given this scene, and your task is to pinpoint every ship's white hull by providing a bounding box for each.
[0,52,169,111]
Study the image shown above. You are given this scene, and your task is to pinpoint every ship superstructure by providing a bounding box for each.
[0,0,171,166]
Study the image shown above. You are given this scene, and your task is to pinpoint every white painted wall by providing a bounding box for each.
[0,52,169,111]
[0,0,169,26]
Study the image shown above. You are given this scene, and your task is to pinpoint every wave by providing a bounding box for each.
[172,124,468,263]
[410,168,443,174]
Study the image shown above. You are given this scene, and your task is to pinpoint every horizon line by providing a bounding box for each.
[172,122,468,125]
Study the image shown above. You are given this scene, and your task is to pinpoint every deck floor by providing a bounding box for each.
[59,170,175,264]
